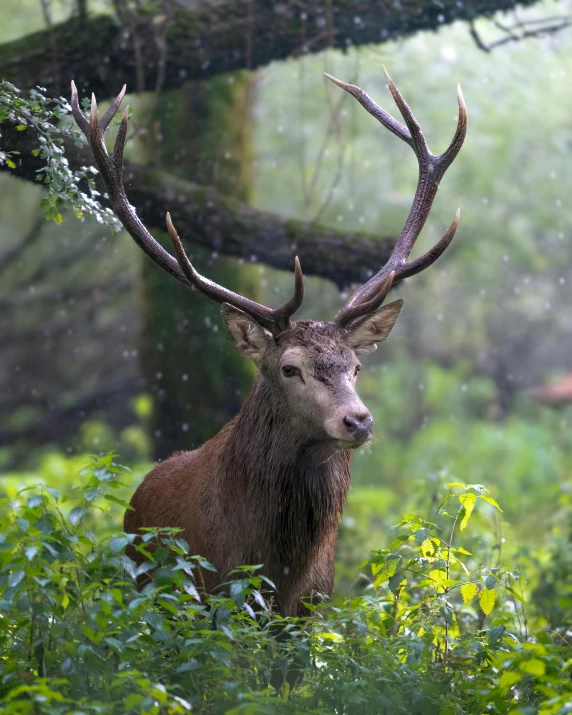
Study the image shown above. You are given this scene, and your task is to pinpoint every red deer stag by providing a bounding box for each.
[70,68,467,617]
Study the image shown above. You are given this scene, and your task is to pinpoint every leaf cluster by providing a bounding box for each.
[0,456,570,714]
[0,81,120,229]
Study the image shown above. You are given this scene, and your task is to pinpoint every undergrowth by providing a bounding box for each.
[0,455,570,714]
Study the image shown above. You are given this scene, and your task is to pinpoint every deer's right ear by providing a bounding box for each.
[221,304,272,363]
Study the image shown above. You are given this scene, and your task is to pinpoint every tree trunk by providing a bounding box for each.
[141,74,261,460]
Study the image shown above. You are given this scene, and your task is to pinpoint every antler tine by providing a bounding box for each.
[166,214,303,333]
[330,68,468,328]
[70,82,190,288]
[336,272,395,329]
[324,72,411,145]
[100,84,127,132]
[70,80,90,136]
[70,82,304,335]
[381,65,428,159]
[113,106,129,168]
[397,208,460,281]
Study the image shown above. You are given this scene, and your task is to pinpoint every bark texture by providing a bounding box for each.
[0,121,394,287]
[1,0,541,100]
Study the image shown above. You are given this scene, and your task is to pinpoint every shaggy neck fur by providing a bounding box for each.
[218,373,352,590]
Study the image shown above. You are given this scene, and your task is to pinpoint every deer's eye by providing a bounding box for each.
[354,365,361,377]
[282,365,299,378]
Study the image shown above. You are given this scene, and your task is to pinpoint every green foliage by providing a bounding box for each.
[1,455,570,714]
[352,360,572,534]
[0,81,120,229]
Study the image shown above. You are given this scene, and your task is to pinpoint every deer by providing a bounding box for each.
[70,67,467,618]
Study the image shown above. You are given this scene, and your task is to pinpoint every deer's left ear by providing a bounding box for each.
[346,299,404,354]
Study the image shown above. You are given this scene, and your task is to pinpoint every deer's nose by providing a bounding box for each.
[343,412,374,441]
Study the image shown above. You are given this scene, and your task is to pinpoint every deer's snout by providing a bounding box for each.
[343,412,374,442]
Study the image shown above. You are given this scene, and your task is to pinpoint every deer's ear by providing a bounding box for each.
[221,304,272,363]
[346,299,404,354]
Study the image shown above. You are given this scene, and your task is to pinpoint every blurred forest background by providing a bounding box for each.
[1,0,572,600]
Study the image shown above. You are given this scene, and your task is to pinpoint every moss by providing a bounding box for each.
[140,76,262,459]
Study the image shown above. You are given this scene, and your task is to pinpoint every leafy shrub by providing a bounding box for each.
[0,81,120,228]
[0,455,570,714]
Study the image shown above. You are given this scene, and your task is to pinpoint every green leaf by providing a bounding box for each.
[479,588,497,616]
[459,492,476,531]
[110,536,129,555]
[455,546,472,555]
[440,605,454,625]
[46,487,59,502]
[388,534,410,550]
[16,124,26,131]
[488,624,505,644]
[16,517,30,532]
[421,539,435,557]
[104,494,132,508]
[519,659,546,677]
[386,554,402,577]
[499,671,521,689]
[485,574,496,590]
[176,660,200,673]
[479,495,503,511]
[69,506,87,525]
[25,546,39,561]
[27,495,44,508]
[388,572,406,596]
[8,570,25,588]
[461,583,478,604]
[373,570,389,589]
[429,569,447,586]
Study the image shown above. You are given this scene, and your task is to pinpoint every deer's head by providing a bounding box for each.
[71,68,467,451]
[221,304,403,448]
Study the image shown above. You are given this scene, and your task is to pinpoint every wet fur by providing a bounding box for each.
[125,321,366,616]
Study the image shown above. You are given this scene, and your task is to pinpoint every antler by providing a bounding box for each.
[325,67,467,329]
[69,82,304,334]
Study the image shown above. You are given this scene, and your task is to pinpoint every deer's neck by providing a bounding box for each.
[217,374,352,570]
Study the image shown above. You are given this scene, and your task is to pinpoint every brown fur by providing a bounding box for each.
[125,317,399,616]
